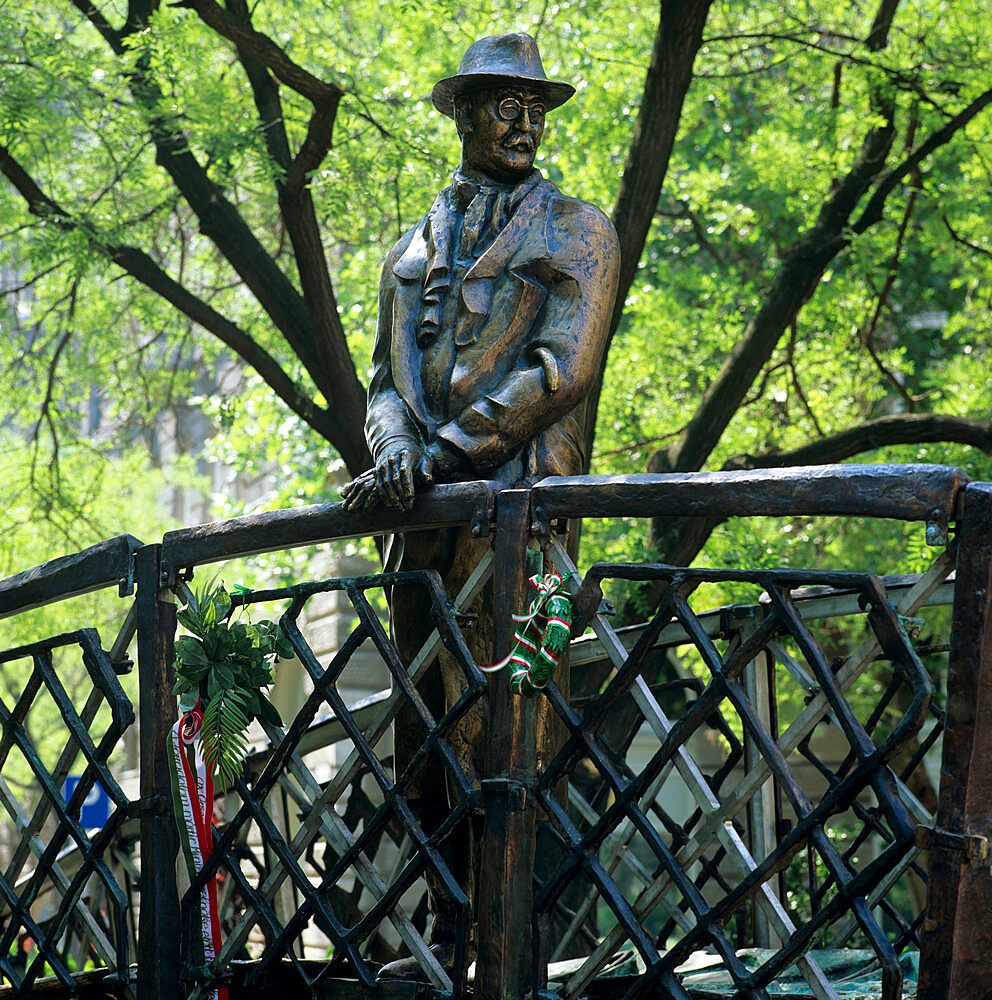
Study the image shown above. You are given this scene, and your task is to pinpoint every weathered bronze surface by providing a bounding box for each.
[0,533,144,619]
[340,31,620,982]
[340,31,619,508]
[917,482,992,1000]
[2,463,989,998]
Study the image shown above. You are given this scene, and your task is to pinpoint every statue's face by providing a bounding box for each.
[460,86,546,183]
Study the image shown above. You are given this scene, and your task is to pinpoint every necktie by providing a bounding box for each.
[459,189,494,262]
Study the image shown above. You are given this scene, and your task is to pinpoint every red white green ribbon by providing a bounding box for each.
[169,700,227,1000]
[482,572,573,697]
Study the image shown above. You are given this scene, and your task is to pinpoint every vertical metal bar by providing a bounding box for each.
[739,611,779,949]
[266,784,301,956]
[477,489,536,1000]
[134,544,181,1000]
[918,483,992,1000]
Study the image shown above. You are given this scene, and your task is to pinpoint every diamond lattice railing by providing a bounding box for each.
[179,559,491,998]
[531,540,949,1000]
[0,628,135,997]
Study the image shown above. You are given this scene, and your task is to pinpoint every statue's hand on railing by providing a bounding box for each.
[339,468,378,511]
[340,440,436,512]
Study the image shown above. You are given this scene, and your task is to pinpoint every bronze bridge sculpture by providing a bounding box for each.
[2,30,992,1000]
[341,31,620,984]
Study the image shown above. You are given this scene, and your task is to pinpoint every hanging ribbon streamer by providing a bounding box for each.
[482,572,573,697]
[169,700,228,1000]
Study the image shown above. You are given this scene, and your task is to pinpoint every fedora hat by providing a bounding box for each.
[432,33,575,118]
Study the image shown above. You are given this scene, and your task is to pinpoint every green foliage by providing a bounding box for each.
[0,435,189,799]
[782,820,872,948]
[1,0,991,587]
[200,688,251,793]
[593,0,992,485]
[172,579,293,790]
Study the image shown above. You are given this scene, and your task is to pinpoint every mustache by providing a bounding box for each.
[502,132,535,151]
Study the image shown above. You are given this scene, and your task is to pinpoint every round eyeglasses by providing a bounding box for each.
[496,96,546,124]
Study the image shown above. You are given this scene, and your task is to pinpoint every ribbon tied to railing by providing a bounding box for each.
[482,572,573,697]
[169,698,228,1000]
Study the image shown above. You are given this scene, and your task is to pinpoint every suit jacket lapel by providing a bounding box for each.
[393,189,449,280]
[384,173,552,433]
[389,213,433,433]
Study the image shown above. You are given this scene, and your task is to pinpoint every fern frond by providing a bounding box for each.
[201,689,251,792]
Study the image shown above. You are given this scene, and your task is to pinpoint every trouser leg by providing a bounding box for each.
[386,528,492,946]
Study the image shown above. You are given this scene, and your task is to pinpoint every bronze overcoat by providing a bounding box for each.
[365,171,620,484]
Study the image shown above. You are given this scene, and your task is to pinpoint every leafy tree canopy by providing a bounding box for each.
[1,0,991,581]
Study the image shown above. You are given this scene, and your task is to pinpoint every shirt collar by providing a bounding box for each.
[449,167,541,213]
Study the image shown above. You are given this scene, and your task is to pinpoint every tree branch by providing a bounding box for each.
[0,260,68,295]
[726,413,992,470]
[204,0,345,333]
[213,5,358,445]
[857,180,920,410]
[68,0,124,53]
[632,0,992,493]
[866,0,901,52]
[287,100,338,195]
[784,321,824,438]
[111,245,352,450]
[190,2,359,454]
[582,0,716,463]
[643,413,992,597]
[32,323,73,448]
[175,0,342,106]
[124,0,160,38]
[224,0,292,175]
[853,85,992,235]
[67,0,316,375]
[28,281,78,495]
[660,102,896,475]
[651,23,992,481]
[137,83,326,381]
[0,141,362,462]
[942,214,992,261]
[59,0,372,474]
[657,198,724,264]
[216,0,348,409]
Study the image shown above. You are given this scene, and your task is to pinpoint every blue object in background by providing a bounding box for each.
[62,775,112,829]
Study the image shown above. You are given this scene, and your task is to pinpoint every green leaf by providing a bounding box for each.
[184,661,211,681]
[174,635,209,667]
[200,688,251,792]
[257,692,283,727]
[214,663,235,689]
[171,675,195,695]
[206,671,222,699]
[274,627,295,660]
[204,628,234,661]
[244,689,261,716]
[247,664,273,687]
[212,586,232,621]
[176,607,204,637]
[226,684,249,707]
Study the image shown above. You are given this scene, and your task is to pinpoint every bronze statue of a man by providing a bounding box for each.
[341,32,619,978]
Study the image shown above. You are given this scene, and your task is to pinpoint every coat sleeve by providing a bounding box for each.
[365,240,425,463]
[434,198,620,473]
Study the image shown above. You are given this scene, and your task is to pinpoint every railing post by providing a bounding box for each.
[918,482,992,1000]
[738,610,781,950]
[477,489,537,1000]
[134,544,181,1000]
